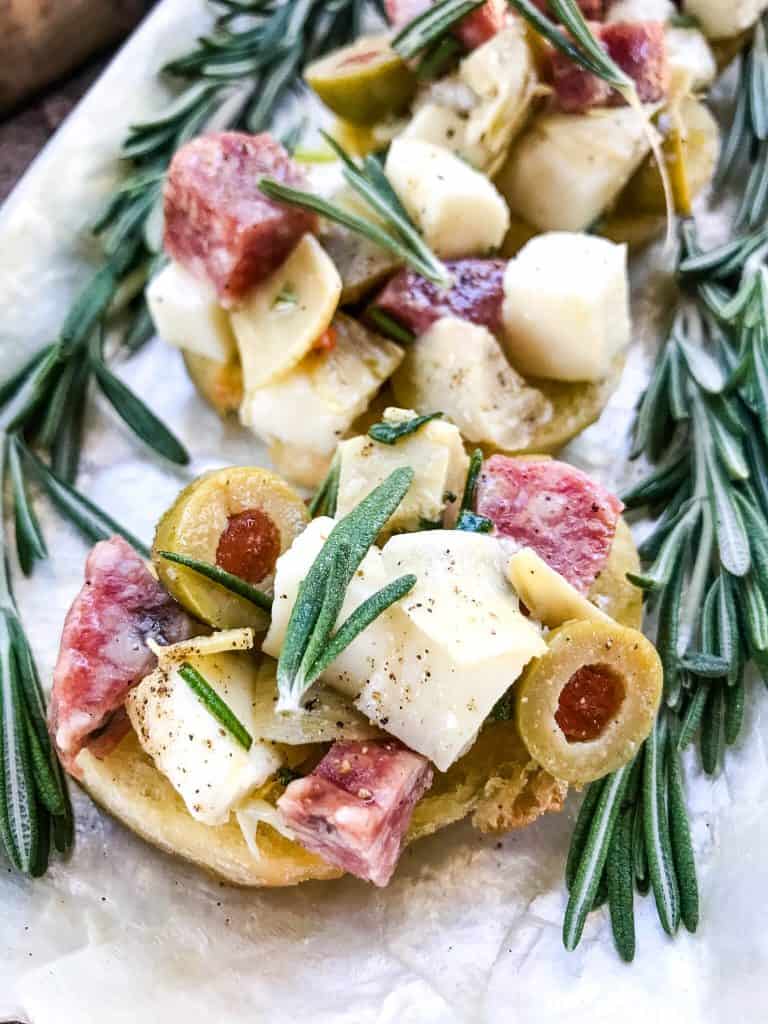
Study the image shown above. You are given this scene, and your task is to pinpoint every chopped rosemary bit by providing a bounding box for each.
[277,468,416,710]
[309,451,341,519]
[452,447,492,532]
[178,662,253,751]
[456,511,494,533]
[157,551,272,612]
[271,284,298,312]
[260,134,451,287]
[368,412,443,445]
[277,765,303,787]
[366,308,416,345]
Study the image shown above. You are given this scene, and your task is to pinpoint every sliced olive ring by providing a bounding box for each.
[516,619,662,785]
[153,466,309,631]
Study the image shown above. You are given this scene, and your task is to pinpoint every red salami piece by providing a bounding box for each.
[374,259,506,337]
[50,536,196,773]
[385,0,504,50]
[277,739,433,886]
[163,132,317,306]
[549,21,668,113]
[476,456,624,594]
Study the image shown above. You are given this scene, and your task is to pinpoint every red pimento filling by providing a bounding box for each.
[215,508,280,584]
[555,664,625,743]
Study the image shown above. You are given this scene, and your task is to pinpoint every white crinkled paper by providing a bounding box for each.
[0,3,766,1020]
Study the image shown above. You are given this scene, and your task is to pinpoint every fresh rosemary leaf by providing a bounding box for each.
[716,572,743,687]
[702,430,751,576]
[630,348,671,460]
[637,487,693,562]
[676,337,726,394]
[2,345,63,434]
[277,467,414,709]
[456,510,494,533]
[700,683,725,775]
[368,412,443,445]
[509,0,607,80]
[677,683,709,750]
[621,452,688,508]
[549,0,633,92]
[655,544,686,709]
[392,0,484,59]
[749,18,768,141]
[714,56,748,190]
[459,448,484,515]
[626,502,697,591]
[563,763,631,952]
[296,543,352,687]
[50,359,90,485]
[7,436,47,576]
[20,444,150,557]
[606,806,636,962]
[91,356,189,466]
[737,572,768,652]
[632,796,649,894]
[643,715,680,936]
[28,796,51,879]
[305,572,417,685]
[59,258,130,356]
[178,662,253,751]
[0,346,57,414]
[260,178,450,286]
[679,652,729,678]
[666,734,699,933]
[416,34,463,79]
[23,717,65,818]
[366,308,415,345]
[667,347,690,421]
[308,451,341,519]
[0,613,38,874]
[724,667,745,745]
[157,551,272,612]
[565,779,605,891]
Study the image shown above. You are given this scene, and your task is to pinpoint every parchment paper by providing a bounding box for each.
[0,3,766,1020]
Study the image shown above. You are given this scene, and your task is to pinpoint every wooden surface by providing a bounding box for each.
[0,1,156,202]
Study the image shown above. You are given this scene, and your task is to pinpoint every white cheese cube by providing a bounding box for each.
[126,646,281,826]
[665,27,717,90]
[335,408,468,533]
[357,532,546,770]
[385,139,510,258]
[605,0,674,19]
[507,548,611,628]
[496,108,652,233]
[146,260,236,362]
[240,315,403,457]
[230,234,342,391]
[392,317,550,453]
[263,518,399,702]
[501,233,630,382]
[682,0,768,38]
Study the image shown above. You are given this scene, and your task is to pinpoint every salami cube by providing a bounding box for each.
[277,740,433,886]
[385,0,504,50]
[50,536,195,772]
[549,21,668,113]
[475,456,623,594]
[163,132,317,306]
[373,259,506,337]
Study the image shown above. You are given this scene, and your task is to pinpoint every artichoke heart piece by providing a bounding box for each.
[305,34,416,125]
[516,619,662,785]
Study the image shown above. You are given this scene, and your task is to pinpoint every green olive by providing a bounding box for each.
[153,467,308,631]
[516,619,662,785]
[305,35,416,125]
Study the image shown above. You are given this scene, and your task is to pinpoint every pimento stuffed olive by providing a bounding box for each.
[152,466,308,630]
[516,619,662,785]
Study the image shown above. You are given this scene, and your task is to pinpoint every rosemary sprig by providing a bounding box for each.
[308,451,341,518]
[277,468,416,710]
[0,0,384,878]
[260,133,451,287]
[368,411,443,445]
[157,551,272,612]
[563,206,768,958]
[178,662,254,751]
[455,447,494,533]
[392,0,483,58]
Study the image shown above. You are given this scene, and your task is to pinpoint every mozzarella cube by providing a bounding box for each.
[230,234,342,391]
[358,532,546,770]
[263,518,399,701]
[392,317,550,453]
[126,644,281,826]
[507,548,611,628]
[146,260,236,362]
[385,139,510,258]
[496,108,652,232]
[501,233,630,382]
[335,408,469,534]
[240,314,403,457]
[682,0,768,39]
